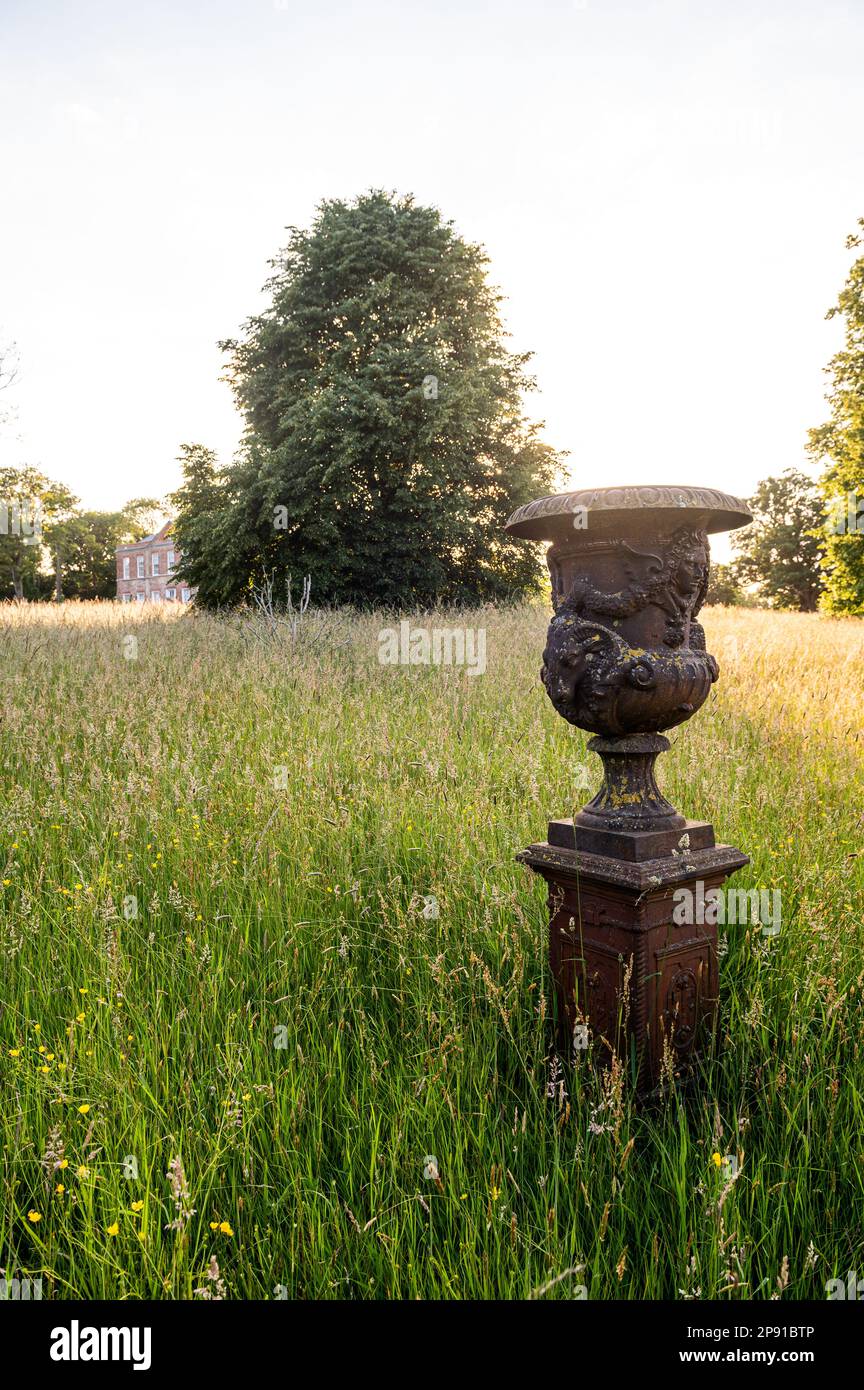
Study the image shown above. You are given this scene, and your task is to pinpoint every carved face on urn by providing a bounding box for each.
[671,536,710,608]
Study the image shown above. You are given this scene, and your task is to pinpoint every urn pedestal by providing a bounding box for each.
[505,485,752,1091]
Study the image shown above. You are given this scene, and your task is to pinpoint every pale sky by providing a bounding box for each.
[1,0,862,560]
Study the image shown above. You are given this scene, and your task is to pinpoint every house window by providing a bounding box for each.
[151,591,161,602]
[135,592,146,603]
[167,551,175,571]
[181,588,191,603]
[122,557,130,579]
[121,593,132,603]
[152,553,160,577]
[136,556,145,578]
[165,587,176,600]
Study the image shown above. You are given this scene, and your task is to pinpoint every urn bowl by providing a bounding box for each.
[505,485,752,739]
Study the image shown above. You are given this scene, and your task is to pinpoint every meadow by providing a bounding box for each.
[1,597,863,1300]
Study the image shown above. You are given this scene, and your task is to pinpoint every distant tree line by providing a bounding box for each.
[0,465,162,601]
[3,200,863,614]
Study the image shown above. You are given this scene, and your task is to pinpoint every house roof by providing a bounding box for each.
[116,520,175,553]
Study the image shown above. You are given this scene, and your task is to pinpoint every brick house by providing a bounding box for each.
[115,521,194,604]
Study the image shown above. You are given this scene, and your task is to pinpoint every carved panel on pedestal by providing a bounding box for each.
[653,937,716,1063]
[555,926,627,1051]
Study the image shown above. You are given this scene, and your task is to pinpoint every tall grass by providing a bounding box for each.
[0,599,862,1299]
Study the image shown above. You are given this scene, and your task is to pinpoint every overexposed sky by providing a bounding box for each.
[1,0,862,545]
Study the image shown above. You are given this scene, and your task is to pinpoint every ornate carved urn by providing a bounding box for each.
[505,485,752,1089]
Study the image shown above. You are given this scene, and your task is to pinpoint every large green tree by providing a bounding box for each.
[179,191,562,608]
[807,218,864,614]
[731,469,824,611]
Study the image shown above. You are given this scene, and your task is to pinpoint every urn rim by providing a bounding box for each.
[504,484,752,540]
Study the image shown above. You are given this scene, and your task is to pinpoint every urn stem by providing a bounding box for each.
[576,734,686,836]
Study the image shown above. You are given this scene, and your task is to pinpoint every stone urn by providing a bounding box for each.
[505,485,752,1088]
